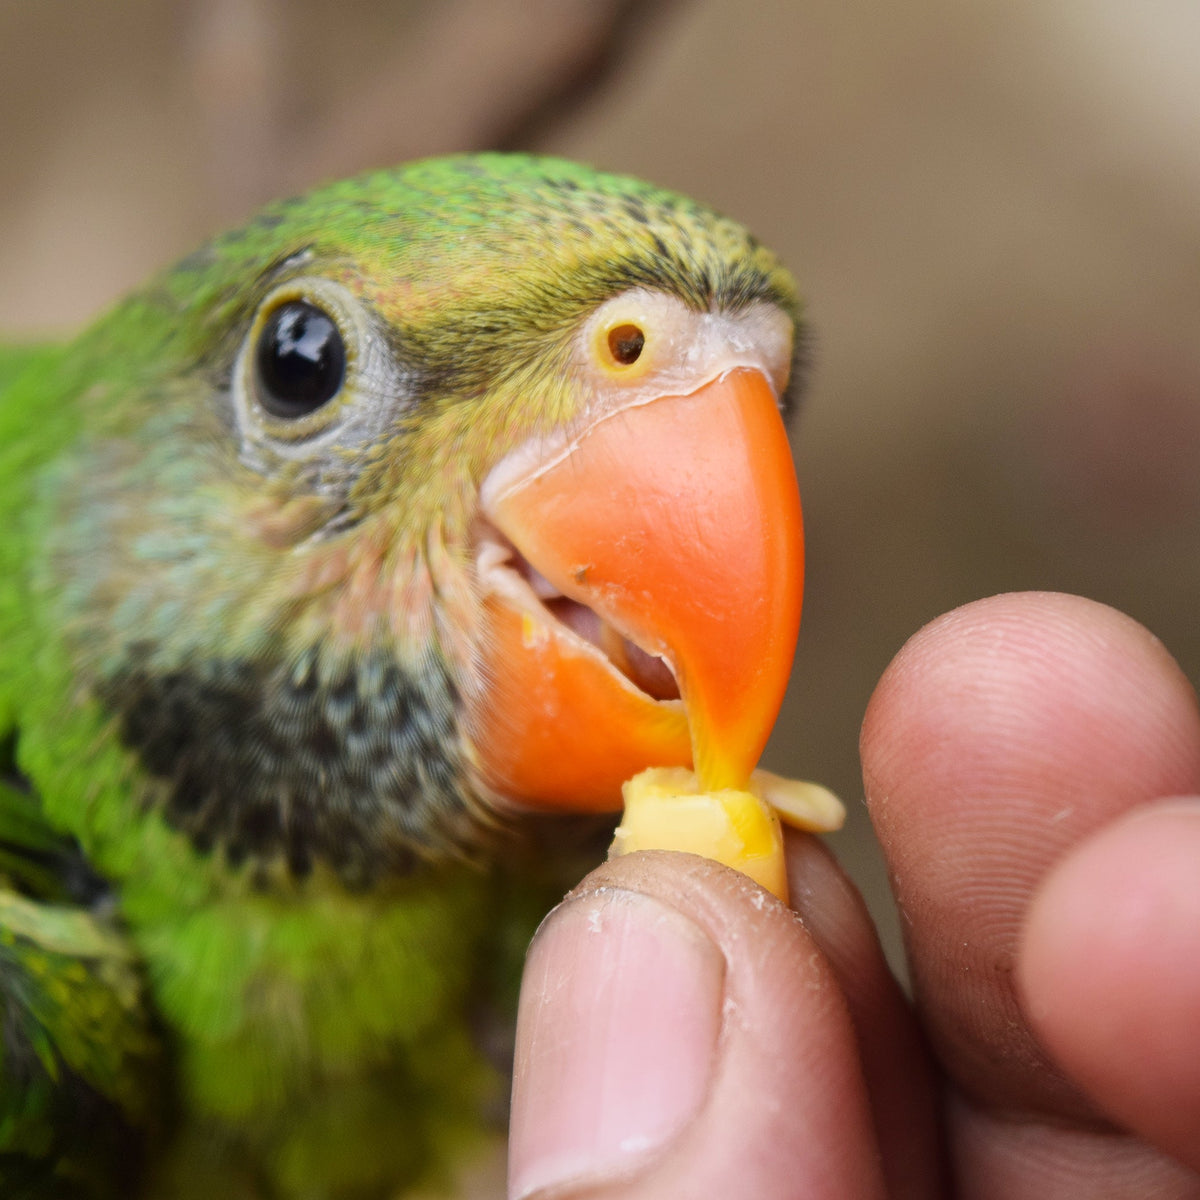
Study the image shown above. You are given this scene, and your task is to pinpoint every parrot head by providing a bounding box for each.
[41,154,804,885]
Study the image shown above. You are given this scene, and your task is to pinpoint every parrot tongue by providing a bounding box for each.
[470,366,804,814]
[510,547,680,701]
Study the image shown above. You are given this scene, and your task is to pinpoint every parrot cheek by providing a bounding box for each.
[465,366,803,815]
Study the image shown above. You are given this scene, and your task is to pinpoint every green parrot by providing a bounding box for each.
[0,153,806,1198]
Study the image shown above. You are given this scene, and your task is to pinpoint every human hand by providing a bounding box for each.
[507,592,1200,1198]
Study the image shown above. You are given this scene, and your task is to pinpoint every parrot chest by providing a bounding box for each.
[130,871,501,1197]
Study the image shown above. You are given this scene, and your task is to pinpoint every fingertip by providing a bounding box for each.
[862,593,1199,821]
[509,851,887,1199]
[857,593,1200,1190]
[509,880,725,1199]
[1019,798,1200,1172]
[859,591,1200,1113]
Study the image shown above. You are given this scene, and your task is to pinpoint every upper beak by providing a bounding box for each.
[468,366,803,813]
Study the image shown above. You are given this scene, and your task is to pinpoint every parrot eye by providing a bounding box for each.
[606,323,645,366]
[254,300,347,418]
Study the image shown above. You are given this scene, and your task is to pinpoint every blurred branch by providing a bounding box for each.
[189,0,682,220]
[483,0,682,152]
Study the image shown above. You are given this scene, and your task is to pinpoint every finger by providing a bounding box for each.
[1020,798,1200,1173]
[786,832,944,1198]
[860,592,1200,1193]
[508,851,888,1200]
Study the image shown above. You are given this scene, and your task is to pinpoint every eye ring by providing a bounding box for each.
[253,298,347,419]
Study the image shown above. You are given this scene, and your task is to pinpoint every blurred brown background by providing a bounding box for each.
[4,0,1200,971]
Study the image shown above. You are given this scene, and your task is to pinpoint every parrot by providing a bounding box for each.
[0,152,806,1199]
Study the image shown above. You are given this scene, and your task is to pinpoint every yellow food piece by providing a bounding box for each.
[747,769,845,833]
[609,767,845,903]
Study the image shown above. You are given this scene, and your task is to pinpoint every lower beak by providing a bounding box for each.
[469,366,803,812]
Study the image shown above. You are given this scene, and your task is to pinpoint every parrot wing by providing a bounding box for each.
[0,769,163,1199]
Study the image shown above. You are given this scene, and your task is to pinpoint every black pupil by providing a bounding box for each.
[255,301,346,417]
[607,324,645,366]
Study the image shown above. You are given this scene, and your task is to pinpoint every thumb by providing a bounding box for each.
[507,850,886,1199]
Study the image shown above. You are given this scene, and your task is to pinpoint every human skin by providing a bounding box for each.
[508,592,1200,1198]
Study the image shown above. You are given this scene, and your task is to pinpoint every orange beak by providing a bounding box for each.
[470,366,803,812]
